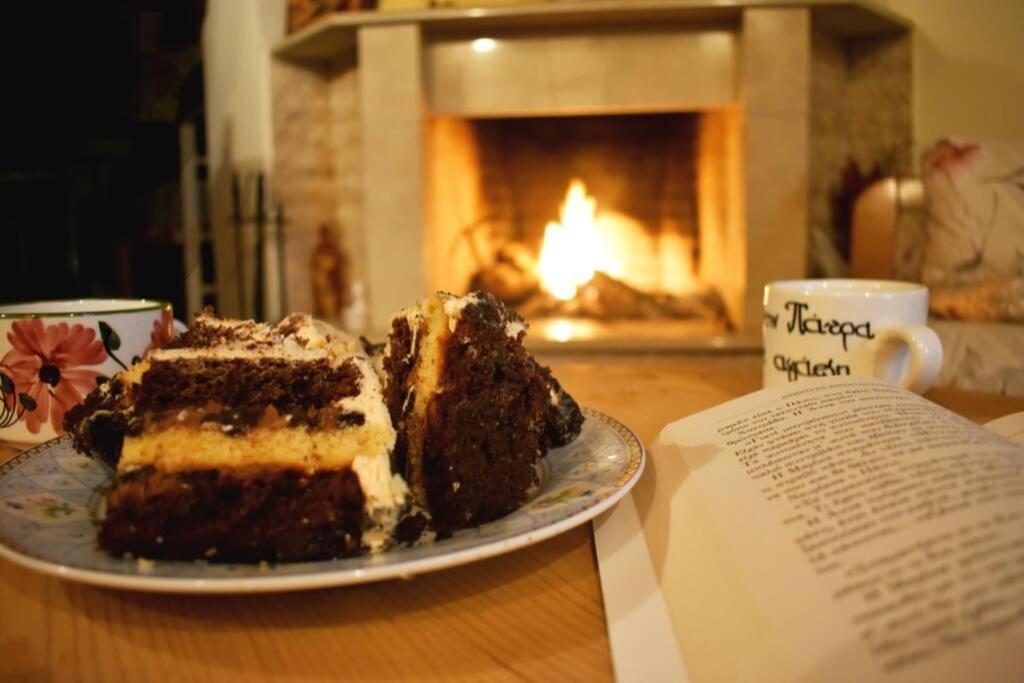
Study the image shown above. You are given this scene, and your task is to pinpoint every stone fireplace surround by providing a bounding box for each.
[269,0,910,345]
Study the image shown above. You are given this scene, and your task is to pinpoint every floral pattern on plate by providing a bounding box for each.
[3,493,89,524]
[0,408,643,593]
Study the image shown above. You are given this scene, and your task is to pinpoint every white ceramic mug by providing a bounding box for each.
[763,280,943,393]
[0,299,177,444]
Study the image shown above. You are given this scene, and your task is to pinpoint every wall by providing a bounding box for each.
[202,0,287,317]
[203,0,285,176]
[877,0,1024,146]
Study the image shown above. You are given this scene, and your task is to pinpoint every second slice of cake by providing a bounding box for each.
[381,292,583,534]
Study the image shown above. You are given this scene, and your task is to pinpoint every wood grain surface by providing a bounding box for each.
[2,355,1022,682]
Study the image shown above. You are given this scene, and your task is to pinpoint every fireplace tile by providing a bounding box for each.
[746,111,811,327]
[360,24,426,327]
[743,8,811,115]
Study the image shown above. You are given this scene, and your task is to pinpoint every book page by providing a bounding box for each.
[634,378,1024,682]
[593,493,690,683]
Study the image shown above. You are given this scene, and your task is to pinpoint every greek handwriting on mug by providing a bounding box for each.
[762,280,943,394]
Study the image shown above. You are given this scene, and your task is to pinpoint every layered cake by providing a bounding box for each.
[381,292,583,534]
[66,293,583,561]
[65,311,408,561]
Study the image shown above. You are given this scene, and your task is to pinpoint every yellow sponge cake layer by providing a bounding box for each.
[391,295,451,503]
[119,423,394,474]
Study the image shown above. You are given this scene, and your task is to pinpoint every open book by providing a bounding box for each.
[595,378,1024,682]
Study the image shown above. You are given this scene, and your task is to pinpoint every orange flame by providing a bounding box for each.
[537,180,623,300]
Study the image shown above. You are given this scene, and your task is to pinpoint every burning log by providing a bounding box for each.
[515,271,730,328]
[472,257,730,329]
[468,242,540,305]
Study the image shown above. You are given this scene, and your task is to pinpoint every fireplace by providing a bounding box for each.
[427,113,733,333]
[268,2,911,349]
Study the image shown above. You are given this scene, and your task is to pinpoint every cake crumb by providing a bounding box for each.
[136,557,156,574]
[505,320,526,339]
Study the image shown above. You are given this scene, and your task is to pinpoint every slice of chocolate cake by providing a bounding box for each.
[381,291,583,534]
[66,311,408,562]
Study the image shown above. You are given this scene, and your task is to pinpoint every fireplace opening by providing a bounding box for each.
[426,112,737,343]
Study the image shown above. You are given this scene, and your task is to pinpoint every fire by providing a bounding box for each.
[537,180,623,300]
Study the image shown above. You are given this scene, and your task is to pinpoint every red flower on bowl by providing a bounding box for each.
[1,320,107,434]
[146,308,173,356]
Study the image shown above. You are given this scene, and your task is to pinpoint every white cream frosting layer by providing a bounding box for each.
[439,291,527,338]
[149,313,362,368]
[351,451,409,552]
[340,351,396,437]
[442,292,482,333]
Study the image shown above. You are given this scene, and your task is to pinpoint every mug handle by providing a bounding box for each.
[870,325,943,394]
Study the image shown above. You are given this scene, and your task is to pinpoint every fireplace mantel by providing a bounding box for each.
[274,0,907,62]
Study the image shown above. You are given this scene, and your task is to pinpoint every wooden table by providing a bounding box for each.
[3,355,1023,682]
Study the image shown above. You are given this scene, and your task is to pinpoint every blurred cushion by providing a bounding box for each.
[922,139,1024,322]
[930,319,1024,396]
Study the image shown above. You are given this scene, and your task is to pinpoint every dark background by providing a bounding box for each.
[1,1,207,315]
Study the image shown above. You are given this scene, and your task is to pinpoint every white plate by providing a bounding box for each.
[0,408,643,593]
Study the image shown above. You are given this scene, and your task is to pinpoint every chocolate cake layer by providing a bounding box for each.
[138,403,368,437]
[161,317,260,350]
[382,318,416,425]
[135,358,361,413]
[529,358,584,448]
[382,317,415,480]
[100,466,366,562]
[64,379,138,469]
